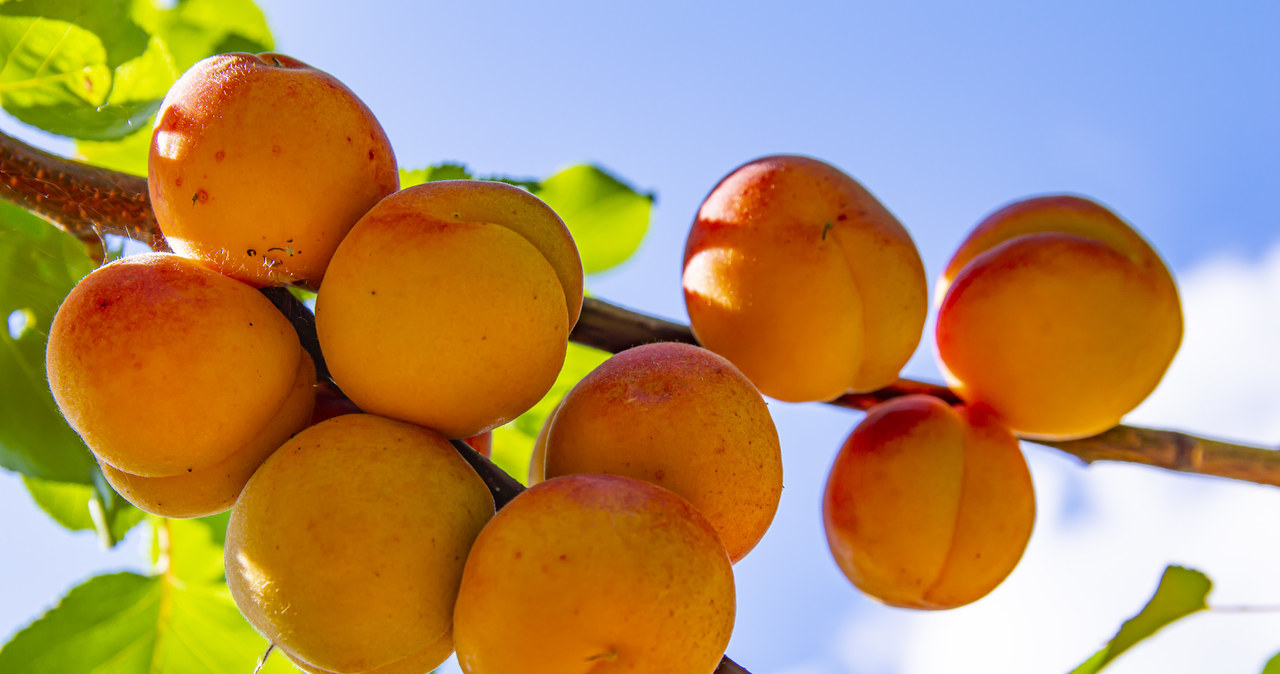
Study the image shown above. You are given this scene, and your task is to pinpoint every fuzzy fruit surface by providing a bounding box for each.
[538,342,782,563]
[454,474,735,674]
[824,395,1035,609]
[683,154,927,402]
[148,52,398,287]
[225,414,494,673]
[316,180,582,438]
[46,253,304,478]
[101,352,315,518]
[935,195,1183,439]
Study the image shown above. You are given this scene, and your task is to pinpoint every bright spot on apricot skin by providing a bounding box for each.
[683,246,746,312]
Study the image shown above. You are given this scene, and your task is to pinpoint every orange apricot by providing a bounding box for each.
[823,395,1035,609]
[46,253,304,478]
[935,195,1183,439]
[100,351,315,518]
[149,52,398,287]
[683,154,927,402]
[226,414,493,673]
[453,474,735,674]
[541,342,782,562]
[315,180,582,438]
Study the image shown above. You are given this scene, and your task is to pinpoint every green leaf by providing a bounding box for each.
[490,342,609,483]
[1262,652,1280,674]
[129,0,273,73]
[163,513,231,586]
[0,0,149,69]
[1070,566,1212,674]
[75,113,152,175]
[0,572,293,673]
[23,474,145,545]
[0,203,97,483]
[0,1,178,140]
[399,162,473,188]
[531,164,652,275]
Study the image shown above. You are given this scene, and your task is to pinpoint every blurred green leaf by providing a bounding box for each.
[399,162,473,188]
[0,203,97,483]
[0,1,178,140]
[163,513,231,585]
[1262,652,1280,674]
[22,474,145,545]
[1070,566,1212,674]
[130,0,273,73]
[490,342,609,483]
[531,164,651,275]
[75,114,152,175]
[0,572,293,673]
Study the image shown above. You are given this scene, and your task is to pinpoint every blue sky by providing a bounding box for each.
[3,2,1280,673]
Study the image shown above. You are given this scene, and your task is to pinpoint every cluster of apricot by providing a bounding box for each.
[683,155,1182,608]
[43,52,794,674]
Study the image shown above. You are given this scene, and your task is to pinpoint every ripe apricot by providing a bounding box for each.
[315,180,583,438]
[823,395,1035,609]
[46,253,304,478]
[454,474,735,674]
[225,414,493,673]
[935,195,1183,439]
[683,154,928,402]
[282,629,453,674]
[149,52,398,287]
[100,352,315,518]
[540,342,782,562]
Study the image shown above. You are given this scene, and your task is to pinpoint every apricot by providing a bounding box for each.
[823,395,1035,609]
[539,342,782,562]
[315,180,583,438]
[225,414,493,673]
[149,52,398,287]
[935,195,1183,439]
[282,629,453,674]
[453,474,735,674]
[683,154,928,402]
[100,352,315,518]
[46,253,305,478]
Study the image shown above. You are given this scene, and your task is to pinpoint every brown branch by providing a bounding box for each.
[0,130,164,249]
[3,129,1277,493]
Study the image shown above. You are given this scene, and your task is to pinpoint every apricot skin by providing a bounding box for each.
[540,342,782,563]
[315,180,582,438]
[935,195,1183,439]
[683,155,927,402]
[225,414,494,674]
[46,253,302,477]
[453,474,735,674]
[100,352,315,519]
[149,52,398,287]
[823,395,1035,609]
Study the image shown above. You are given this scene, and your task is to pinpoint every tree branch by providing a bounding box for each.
[2,129,1276,492]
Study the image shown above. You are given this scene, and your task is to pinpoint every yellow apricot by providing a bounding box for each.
[683,154,927,402]
[315,180,582,438]
[149,52,398,287]
[935,195,1183,439]
[46,253,303,477]
[100,352,315,518]
[454,474,735,674]
[542,342,782,562]
[225,414,493,673]
[823,395,1035,609]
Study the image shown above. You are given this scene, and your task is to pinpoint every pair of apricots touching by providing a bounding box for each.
[44,49,1180,673]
